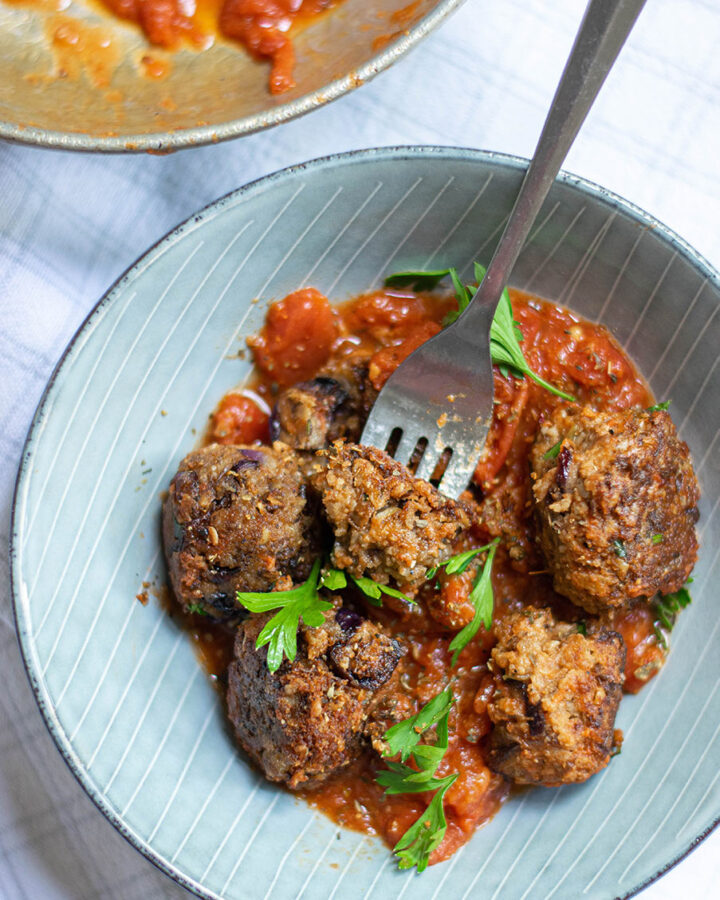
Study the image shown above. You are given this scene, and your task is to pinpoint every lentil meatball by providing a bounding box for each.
[269,377,351,450]
[312,441,471,593]
[227,606,403,788]
[487,608,625,785]
[530,405,700,615]
[163,443,320,618]
[269,354,377,451]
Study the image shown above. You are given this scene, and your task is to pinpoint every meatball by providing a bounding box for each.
[312,441,471,592]
[163,443,320,618]
[487,608,625,786]
[269,377,351,450]
[227,607,403,788]
[531,405,700,615]
[269,354,378,451]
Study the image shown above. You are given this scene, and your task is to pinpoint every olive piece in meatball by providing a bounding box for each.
[487,608,625,786]
[163,443,320,618]
[227,607,403,788]
[312,442,471,593]
[531,405,700,615]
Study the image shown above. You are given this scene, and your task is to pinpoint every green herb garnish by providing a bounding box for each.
[543,440,563,460]
[653,584,693,648]
[376,689,458,872]
[651,533,664,545]
[323,567,414,606]
[320,568,347,590]
[426,545,492,579]
[448,537,500,665]
[350,574,414,606]
[382,686,454,763]
[392,775,458,872]
[384,269,453,292]
[647,400,671,413]
[186,603,208,616]
[576,621,587,636]
[236,559,332,673]
[385,264,575,401]
[612,539,627,559]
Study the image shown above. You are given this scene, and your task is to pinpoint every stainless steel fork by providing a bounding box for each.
[360,0,646,498]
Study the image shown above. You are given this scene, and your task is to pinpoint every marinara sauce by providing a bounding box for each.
[192,283,666,865]
[100,0,334,93]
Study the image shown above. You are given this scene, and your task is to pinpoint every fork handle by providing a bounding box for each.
[468,0,646,316]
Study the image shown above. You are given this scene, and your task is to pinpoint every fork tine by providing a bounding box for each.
[437,452,477,499]
[414,448,440,483]
[393,430,423,469]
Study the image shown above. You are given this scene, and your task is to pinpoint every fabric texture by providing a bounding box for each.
[1,0,720,896]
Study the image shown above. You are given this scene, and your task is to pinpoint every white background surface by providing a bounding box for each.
[2,0,720,896]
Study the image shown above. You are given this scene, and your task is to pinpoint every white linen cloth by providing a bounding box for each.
[2,0,720,896]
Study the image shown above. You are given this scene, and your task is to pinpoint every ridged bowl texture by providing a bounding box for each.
[11,147,720,899]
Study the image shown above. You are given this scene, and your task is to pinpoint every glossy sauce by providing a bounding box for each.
[193,284,665,864]
[97,0,336,92]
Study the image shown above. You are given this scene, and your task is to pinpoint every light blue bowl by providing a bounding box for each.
[10,147,720,899]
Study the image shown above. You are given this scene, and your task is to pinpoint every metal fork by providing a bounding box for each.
[361,0,646,498]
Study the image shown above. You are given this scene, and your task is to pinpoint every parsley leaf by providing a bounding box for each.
[427,543,494,579]
[487,268,576,402]
[382,686,454,763]
[384,269,453,292]
[543,440,563,460]
[236,559,333,673]
[612,539,627,559]
[186,603,208,616]
[385,264,575,401]
[350,574,414,606]
[653,584,692,648]
[376,690,458,871]
[448,537,500,665]
[320,568,347,590]
[393,775,458,872]
[647,400,671,413]
[651,533,664,545]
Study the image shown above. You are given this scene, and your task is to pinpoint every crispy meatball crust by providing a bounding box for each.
[163,443,320,618]
[487,608,625,786]
[312,441,471,592]
[227,608,403,788]
[531,405,700,615]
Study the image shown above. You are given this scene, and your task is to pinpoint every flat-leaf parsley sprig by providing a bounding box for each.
[237,562,416,672]
[236,559,332,673]
[446,537,500,665]
[385,263,575,402]
[653,582,692,649]
[427,544,491,579]
[375,687,458,871]
[321,567,414,606]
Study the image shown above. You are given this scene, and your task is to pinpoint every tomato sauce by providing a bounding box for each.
[193,283,667,865]
[98,0,335,93]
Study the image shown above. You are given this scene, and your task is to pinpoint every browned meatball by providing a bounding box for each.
[487,608,625,786]
[163,443,320,618]
[270,377,351,450]
[531,405,700,615]
[227,606,403,788]
[270,354,378,451]
[312,442,471,593]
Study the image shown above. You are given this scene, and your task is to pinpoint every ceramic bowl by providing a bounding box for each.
[10,147,720,898]
[0,0,462,152]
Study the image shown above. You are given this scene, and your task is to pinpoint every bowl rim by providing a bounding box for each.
[9,145,720,899]
[0,0,464,154]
